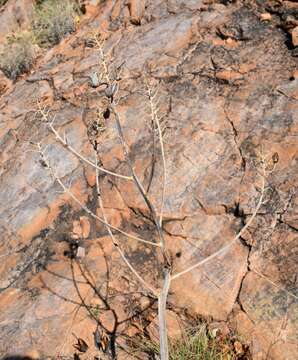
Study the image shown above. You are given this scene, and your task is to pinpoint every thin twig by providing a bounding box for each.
[110,104,166,249]
[147,83,167,227]
[171,164,266,281]
[38,105,132,181]
[146,107,156,195]
[95,151,158,296]
[252,269,298,301]
[37,143,160,248]
[93,34,110,83]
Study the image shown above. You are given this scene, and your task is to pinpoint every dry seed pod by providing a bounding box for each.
[94,327,109,353]
[272,152,279,164]
[73,336,89,353]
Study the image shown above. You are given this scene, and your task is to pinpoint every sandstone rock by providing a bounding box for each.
[147,310,182,341]
[292,26,298,47]
[139,295,151,310]
[277,79,298,100]
[0,70,12,96]
[0,1,297,359]
[216,69,243,82]
[99,309,116,333]
[292,69,298,80]
[127,0,145,25]
[25,349,40,359]
[111,0,122,21]
[260,13,272,22]
[80,216,91,238]
[126,324,140,337]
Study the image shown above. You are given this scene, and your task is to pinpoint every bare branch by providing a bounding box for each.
[37,144,160,248]
[171,162,266,281]
[146,82,167,228]
[94,151,158,296]
[37,104,132,181]
[158,268,171,360]
[93,34,110,84]
[252,269,298,301]
[110,104,166,250]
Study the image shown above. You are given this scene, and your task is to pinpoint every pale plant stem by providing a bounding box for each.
[36,38,294,360]
[147,87,170,360]
[94,36,110,83]
[94,152,158,296]
[110,104,166,248]
[110,103,170,360]
[37,144,160,247]
[158,269,171,360]
[148,87,167,227]
[252,269,298,301]
[38,106,131,181]
[49,123,131,180]
[171,165,266,281]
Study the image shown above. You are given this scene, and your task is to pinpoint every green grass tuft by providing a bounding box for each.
[134,324,245,360]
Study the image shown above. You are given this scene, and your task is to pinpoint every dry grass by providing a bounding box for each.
[0,31,36,80]
[133,325,249,360]
[32,0,78,47]
[0,0,80,80]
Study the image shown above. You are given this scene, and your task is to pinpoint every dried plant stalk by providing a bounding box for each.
[38,105,132,181]
[171,164,266,281]
[36,38,290,360]
[94,151,158,296]
[35,142,159,248]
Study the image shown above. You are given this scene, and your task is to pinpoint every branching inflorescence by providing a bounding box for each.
[35,33,291,360]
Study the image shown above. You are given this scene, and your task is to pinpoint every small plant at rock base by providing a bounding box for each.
[134,324,246,360]
[0,31,36,80]
[32,0,79,47]
[35,34,274,360]
[90,304,101,319]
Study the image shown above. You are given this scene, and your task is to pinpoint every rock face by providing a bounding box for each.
[0,0,297,359]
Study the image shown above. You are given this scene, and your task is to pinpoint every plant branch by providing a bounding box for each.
[36,143,160,248]
[171,163,266,281]
[158,268,171,360]
[110,104,166,249]
[38,104,132,181]
[94,151,158,296]
[93,34,110,83]
[147,83,167,228]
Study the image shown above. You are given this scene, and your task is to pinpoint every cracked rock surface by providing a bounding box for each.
[0,0,297,359]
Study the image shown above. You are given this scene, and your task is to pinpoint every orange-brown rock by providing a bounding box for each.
[292,26,298,47]
[147,310,182,341]
[0,1,297,359]
[127,0,145,25]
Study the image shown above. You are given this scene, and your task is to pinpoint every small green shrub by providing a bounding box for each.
[0,31,36,80]
[32,0,78,47]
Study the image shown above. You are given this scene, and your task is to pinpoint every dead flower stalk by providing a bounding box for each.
[36,36,287,360]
